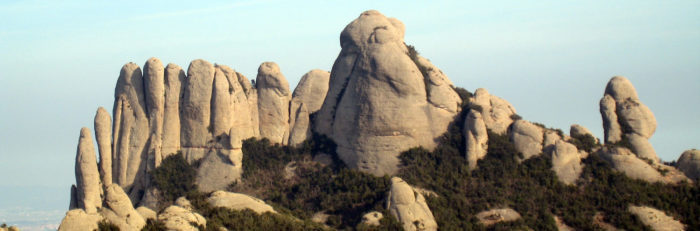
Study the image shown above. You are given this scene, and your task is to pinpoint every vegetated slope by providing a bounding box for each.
[145,89,698,231]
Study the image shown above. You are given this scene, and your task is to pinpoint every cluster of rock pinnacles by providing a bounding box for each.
[59,10,699,231]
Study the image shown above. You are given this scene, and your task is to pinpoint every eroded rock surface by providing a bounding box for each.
[464,109,488,170]
[475,208,522,227]
[158,205,207,231]
[288,69,330,146]
[206,191,276,214]
[314,10,461,176]
[628,205,685,231]
[256,62,291,144]
[75,127,102,214]
[550,141,583,185]
[386,177,437,231]
[470,88,517,135]
[510,120,544,160]
[677,149,700,180]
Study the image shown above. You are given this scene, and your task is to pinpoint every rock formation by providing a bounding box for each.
[549,140,583,185]
[158,204,207,231]
[386,177,438,231]
[677,149,700,180]
[101,184,146,230]
[206,190,276,214]
[628,205,685,231]
[58,209,102,231]
[75,127,102,214]
[599,76,659,163]
[94,107,112,186]
[475,208,522,227]
[600,147,687,184]
[288,69,330,146]
[570,124,594,139]
[162,63,186,157]
[464,109,488,169]
[510,120,544,160]
[361,211,384,226]
[469,88,517,135]
[180,59,216,161]
[256,62,291,144]
[314,10,462,176]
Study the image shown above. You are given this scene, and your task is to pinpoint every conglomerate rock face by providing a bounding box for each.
[313,10,462,176]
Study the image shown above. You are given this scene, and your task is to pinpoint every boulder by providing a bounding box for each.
[288,69,330,146]
[180,59,216,161]
[313,10,460,176]
[543,129,562,151]
[136,206,157,220]
[570,124,594,138]
[162,63,185,157]
[626,133,659,163]
[470,88,517,135]
[144,57,165,169]
[600,147,669,183]
[94,107,113,186]
[475,208,522,227]
[57,209,101,231]
[75,127,101,213]
[550,141,583,185]
[386,177,437,231]
[256,62,291,144]
[102,184,145,230]
[617,98,656,139]
[112,62,150,204]
[464,109,488,170]
[196,148,242,193]
[628,205,685,231]
[677,149,700,180]
[361,211,384,226]
[510,120,544,160]
[158,205,206,231]
[206,191,276,214]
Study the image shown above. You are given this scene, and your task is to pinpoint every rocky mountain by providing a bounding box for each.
[57,10,698,231]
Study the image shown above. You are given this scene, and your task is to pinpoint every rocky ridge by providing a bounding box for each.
[57,10,698,231]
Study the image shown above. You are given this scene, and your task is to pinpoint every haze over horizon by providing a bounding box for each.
[1,1,698,229]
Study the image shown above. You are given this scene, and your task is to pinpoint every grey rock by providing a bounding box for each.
[313,10,460,176]
[387,177,437,231]
[288,69,330,146]
[628,205,685,231]
[256,62,291,144]
[207,191,276,214]
[550,141,582,185]
[112,62,149,204]
[600,94,622,143]
[475,208,522,227]
[470,88,517,135]
[570,124,594,138]
[144,58,165,169]
[510,120,544,160]
[162,63,185,158]
[464,109,488,170]
[195,148,242,193]
[94,107,113,187]
[158,205,206,231]
[180,59,215,162]
[75,127,102,214]
[58,209,101,231]
[677,149,700,180]
[102,184,146,230]
[361,211,384,226]
[626,133,659,163]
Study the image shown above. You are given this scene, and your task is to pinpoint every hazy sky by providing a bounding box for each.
[0,0,698,229]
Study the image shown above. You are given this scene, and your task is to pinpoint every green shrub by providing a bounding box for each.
[568,133,599,153]
[150,152,197,202]
[140,219,166,231]
[98,220,120,231]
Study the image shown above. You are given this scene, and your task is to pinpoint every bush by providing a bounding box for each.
[98,220,120,231]
[140,219,166,231]
[568,133,599,153]
[150,152,197,202]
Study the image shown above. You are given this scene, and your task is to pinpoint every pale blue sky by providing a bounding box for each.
[0,0,698,229]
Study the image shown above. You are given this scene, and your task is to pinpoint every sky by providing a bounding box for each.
[0,0,698,229]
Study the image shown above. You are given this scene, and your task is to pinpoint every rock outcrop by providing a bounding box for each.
[677,149,700,180]
[549,140,583,185]
[58,209,101,231]
[162,63,185,157]
[256,62,291,144]
[469,88,517,135]
[475,208,522,227]
[510,120,544,160]
[570,124,594,139]
[628,205,685,231]
[206,190,276,214]
[314,10,461,176]
[361,211,384,226]
[180,59,216,161]
[386,177,438,231]
[288,69,330,146]
[600,147,688,184]
[75,127,102,214]
[94,107,113,186]
[464,109,488,169]
[599,76,659,163]
[158,204,207,231]
[101,184,146,230]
